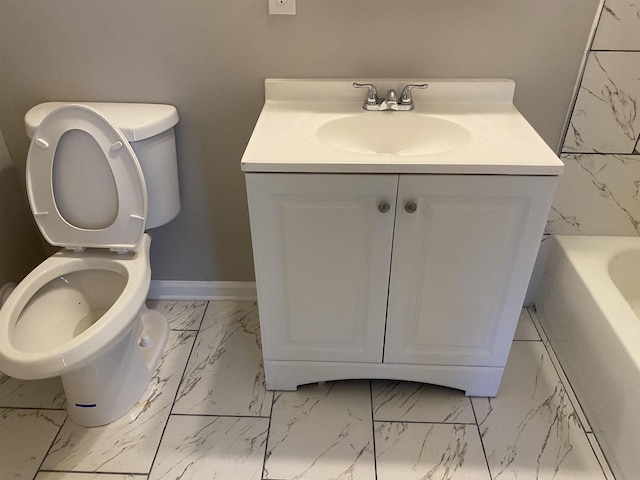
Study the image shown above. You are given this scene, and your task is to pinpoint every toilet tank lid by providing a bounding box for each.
[25,102,179,142]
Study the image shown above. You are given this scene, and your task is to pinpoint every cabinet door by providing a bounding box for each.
[384,175,557,367]
[246,173,397,363]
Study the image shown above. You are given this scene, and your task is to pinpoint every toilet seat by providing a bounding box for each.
[26,104,147,252]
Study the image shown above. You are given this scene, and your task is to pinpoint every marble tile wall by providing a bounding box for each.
[551,0,640,235]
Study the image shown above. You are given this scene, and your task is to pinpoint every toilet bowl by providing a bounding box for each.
[0,103,180,426]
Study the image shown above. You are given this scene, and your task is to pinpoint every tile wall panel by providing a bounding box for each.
[550,1,640,236]
[592,0,640,50]
[547,154,640,235]
[563,52,640,154]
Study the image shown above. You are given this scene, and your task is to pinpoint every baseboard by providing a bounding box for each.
[148,280,257,301]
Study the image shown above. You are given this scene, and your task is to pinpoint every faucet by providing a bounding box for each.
[380,89,398,110]
[353,82,428,111]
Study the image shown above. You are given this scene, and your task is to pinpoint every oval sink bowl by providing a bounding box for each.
[307,113,478,156]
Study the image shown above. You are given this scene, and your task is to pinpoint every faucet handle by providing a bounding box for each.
[353,82,379,106]
[399,83,428,104]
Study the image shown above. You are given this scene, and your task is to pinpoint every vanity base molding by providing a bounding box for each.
[264,360,503,397]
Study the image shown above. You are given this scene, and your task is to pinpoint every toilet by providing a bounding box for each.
[0,102,181,426]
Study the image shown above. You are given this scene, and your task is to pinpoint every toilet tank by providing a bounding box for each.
[25,102,181,229]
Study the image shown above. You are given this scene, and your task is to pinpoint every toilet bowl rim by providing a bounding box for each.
[0,236,151,379]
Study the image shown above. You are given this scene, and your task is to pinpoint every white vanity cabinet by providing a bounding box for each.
[246,173,396,364]
[242,78,564,396]
[384,174,556,367]
[246,172,558,396]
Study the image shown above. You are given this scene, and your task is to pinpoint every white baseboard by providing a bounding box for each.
[148,280,257,301]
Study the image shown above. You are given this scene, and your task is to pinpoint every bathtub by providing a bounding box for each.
[535,235,640,480]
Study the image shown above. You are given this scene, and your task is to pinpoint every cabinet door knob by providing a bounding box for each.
[378,201,391,213]
[404,202,417,213]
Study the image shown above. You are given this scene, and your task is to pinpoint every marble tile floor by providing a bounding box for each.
[0,300,617,480]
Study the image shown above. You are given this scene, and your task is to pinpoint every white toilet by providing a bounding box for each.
[0,102,181,426]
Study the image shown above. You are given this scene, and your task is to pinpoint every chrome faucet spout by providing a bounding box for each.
[385,89,397,104]
[379,89,398,110]
[353,82,428,111]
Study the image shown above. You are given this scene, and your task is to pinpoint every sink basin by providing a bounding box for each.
[302,113,482,156]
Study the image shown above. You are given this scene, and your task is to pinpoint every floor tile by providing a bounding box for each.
[172,301,273,417]
[513,309,540,341]
[0,373,65,409]
[36,474,147,480]
[149,414,269,480]
[40,331,195,474]
[372,380,474,423]
[0,408,66,480]
[264,381,375,480]
[472,342,607,480]
[2,298,620,480]
[375,422,490,480]
[146,300,207,330]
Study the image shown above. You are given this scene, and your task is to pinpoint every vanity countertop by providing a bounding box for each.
[241,79,564,176]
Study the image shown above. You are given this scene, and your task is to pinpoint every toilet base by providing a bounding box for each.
[60,306,169,427]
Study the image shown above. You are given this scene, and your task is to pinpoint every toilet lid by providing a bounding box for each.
[26,104,147,252]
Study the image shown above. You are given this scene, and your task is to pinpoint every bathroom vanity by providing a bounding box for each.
[242,79,563,396]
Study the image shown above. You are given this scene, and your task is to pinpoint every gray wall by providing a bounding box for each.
[0,129,46,286]
[0,0,601,282]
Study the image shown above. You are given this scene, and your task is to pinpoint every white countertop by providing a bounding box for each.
[241,79,564,176]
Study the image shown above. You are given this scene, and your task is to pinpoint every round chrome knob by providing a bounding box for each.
[378,202,391,213]
[404,202,417,213]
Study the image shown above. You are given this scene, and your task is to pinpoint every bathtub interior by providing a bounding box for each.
[609,249,640,319]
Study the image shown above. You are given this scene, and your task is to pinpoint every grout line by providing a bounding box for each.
[556,0,605,153]
[260,386,276,480]
[372,418,478,426]
[528,308,592,433]
[162,299,208,332]
[561,151,640,156]
[170,412,271,419]
[522,308,542,341]
[146,301,209,478]
[0,405,66,411]
[589,49,640,53]
[369,381,379,480]
[36,468,148,477]
[195,299,210,331]
[533,310,616,478]
[33,413,69,480]
[166,330,202,416]
[470,397,493,480]
[587,433,618,480]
